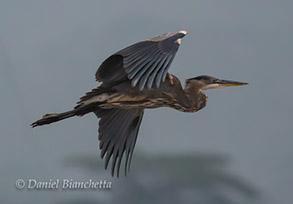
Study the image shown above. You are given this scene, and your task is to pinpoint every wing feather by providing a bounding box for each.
[95,108,144,177]
[95,30,187,90]
[138,55,165,90]
[146,55,168,89]
[127,48,161,80]
[155,55,174,87]
[162,55,176,82]
[123,42,157,68]
[131,51,162,88]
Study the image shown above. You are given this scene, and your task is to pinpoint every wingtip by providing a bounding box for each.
[178,30,188,36]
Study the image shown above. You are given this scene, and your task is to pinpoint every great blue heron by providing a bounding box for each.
[32,30,247,177]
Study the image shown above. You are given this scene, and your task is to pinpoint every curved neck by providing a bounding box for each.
[183,80,207,112]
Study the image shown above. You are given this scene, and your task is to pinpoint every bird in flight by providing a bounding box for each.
[32,30,247,177]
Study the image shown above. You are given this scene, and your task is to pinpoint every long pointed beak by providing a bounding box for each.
[203,79,248,90]
[216,79,248,87]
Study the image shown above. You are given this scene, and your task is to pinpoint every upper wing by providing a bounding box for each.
[94,108,144,177]
[95,30,187,90]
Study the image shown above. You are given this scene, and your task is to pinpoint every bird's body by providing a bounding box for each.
[76,74,206,113]
[32,30,247,177]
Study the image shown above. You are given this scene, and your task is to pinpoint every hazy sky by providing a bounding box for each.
[1,1,293,203]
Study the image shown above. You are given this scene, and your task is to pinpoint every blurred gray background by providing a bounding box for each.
[1,0,292,203]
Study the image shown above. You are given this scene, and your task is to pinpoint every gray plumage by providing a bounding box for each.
[95,108,144,177]
[96,30,186,90]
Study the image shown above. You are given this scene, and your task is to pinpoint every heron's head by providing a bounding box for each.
[186,75,248,92]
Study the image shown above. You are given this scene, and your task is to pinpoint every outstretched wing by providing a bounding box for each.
[95,30,187,90]
[94,108,144,177]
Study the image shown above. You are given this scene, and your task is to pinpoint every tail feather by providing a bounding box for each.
[31,110,76,128]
